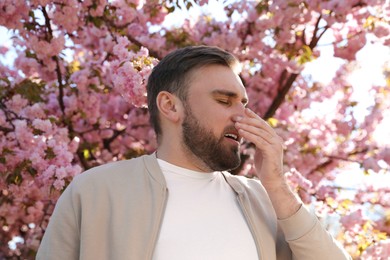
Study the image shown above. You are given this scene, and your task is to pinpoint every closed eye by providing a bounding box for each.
[217,100,230,105]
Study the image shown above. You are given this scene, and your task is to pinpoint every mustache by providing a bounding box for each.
[223,125,238,134]
[221,125,240,139]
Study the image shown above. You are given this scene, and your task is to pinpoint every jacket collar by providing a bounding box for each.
[143,153,245,194]
[143,153,167,187]
[221,171,245,194]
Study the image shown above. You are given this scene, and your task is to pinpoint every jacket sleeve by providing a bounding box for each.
[278,204,351,260]
[36,181,80,260]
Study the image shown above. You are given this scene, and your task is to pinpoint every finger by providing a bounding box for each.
[238,127,283,152]
[235,121,274,143]
[236,108,275,135]
[236,117,274,136]
[245,108,261,119]
[238,127,268,147]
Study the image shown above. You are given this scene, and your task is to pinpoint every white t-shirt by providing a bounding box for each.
[153,159,258,260]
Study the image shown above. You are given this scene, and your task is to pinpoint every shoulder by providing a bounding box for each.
[54,153,164,213]
[68,154,159,195]
[76,155,144,181]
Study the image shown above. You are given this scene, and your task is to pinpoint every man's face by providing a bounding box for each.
[180,64,248,172]
[182,104,241,171]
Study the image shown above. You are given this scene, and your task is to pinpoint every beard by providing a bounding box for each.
[181,106,241,172]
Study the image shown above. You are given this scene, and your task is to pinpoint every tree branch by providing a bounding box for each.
[102,129,126,151]
[102,18,162,59]
[263,71,298,119]
[326,155,362,163]
[0,126,13,133]
[263,14,329,120]
[317,30,363,47]
[308,148,369,175]
[308,14,323,49]
[41,7,53,42]
[41,7,66,114]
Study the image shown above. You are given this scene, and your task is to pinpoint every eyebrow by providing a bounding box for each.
[211,89,248,105]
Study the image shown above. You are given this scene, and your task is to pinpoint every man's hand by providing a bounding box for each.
[234,108,284,185]
[234,108,301,219]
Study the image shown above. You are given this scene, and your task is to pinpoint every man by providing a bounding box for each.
[37,46,351,259]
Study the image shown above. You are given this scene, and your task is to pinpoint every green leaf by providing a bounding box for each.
[255,1,269,14]
[45,147,56,160]
[2,147,14,155]
[297,45,314,65]
[32,128,45,135]
[48,116,59,124]
[27,166,37,176]
[25,50,37,59]
[88,84,99,91]
[14,79,45,103]
[0,78,10,98]
[6,160,33,185]
[28,10,35,20]
[87,16,104,28]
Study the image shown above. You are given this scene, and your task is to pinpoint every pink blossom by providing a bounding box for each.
[333,31,367,61]
[53,179,65,190]
[362,157,381,173]
[127,23,144,36]
[22,103,46,119]
[316,185,337,200]
[55,167,67,180]
[110,44,155,107]
[88,0,106,17]
[50,1,81,32]
[333,120,352,136]
[32,119,53,133]
[285,168,313,191]
[379,147,390,165]
[6,94,28,113]
[361,239,390,259]
[28,34,65,61]
[340,209,365,230]
[372,22,390,38]
[0,46,9,54]
[112,36,132,60]
[0,0,29,29]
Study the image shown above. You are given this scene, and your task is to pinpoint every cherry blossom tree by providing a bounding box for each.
[0,0,389,258]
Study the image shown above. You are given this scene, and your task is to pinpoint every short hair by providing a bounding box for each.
[146,45,241,137]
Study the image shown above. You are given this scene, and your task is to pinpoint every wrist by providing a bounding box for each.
[259,176,288,192]
[261,178,302,219]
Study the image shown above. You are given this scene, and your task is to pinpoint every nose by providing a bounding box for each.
[231,103,246,122]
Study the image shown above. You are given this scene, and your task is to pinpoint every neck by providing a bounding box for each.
[156,139,212,173]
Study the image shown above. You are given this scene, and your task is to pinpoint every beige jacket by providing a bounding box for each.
[36,154,351,260]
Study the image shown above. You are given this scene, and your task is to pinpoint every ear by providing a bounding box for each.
[156,91,183,123]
